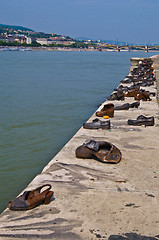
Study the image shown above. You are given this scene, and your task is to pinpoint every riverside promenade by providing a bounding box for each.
[0,56,159,240]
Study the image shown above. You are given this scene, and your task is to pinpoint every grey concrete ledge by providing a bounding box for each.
[0,56,159,240]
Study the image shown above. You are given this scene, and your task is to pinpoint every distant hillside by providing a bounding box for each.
[0,24,34,32]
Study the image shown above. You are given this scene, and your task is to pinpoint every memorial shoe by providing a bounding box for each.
[129,101,140,108]
[114,102,140,110]
[107,90,125,100]
[76,140,122,164]
[96,103,114,118]
[83,118,110,129]
[127,115,154,126]
[8,184,53,211]
[135,91,151,101]
[114,103,130,110]
[124,89,138,98]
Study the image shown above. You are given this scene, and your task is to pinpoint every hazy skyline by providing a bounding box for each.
[0,0,159,44]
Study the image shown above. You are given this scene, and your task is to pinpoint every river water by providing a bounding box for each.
[0,50,156,213]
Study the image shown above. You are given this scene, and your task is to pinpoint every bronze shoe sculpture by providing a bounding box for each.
[124,89,139,98]
[120,78,133,84]
[129,101,140,108]
[128,115,154,126]
[113,101,140,111]
[76,140,122,164]
[8,184,53,211]
[83,118,110,129]
[107,90,124,100]
[135,91,151,101]
[96,103,114,118]
[114,103,130,110]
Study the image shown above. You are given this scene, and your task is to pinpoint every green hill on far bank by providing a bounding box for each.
[0,24,34,32]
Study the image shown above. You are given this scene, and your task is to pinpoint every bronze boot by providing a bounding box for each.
[96,103,114,117]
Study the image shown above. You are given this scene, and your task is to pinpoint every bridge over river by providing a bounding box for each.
[98,44,159,52]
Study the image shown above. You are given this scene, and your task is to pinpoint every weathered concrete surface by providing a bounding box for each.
[0,56,159,240]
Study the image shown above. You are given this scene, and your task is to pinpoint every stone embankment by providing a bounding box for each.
[0,56,159,240]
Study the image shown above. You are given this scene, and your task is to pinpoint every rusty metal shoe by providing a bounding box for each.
[83,118,110,129]
[135,91,151,101]
[128,115,154,126]
[96,103,114,118]
[76,140,122,164]
[8,184,53,211]
[124,89,139,98]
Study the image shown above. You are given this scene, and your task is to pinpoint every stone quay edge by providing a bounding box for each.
[0,55,159,240]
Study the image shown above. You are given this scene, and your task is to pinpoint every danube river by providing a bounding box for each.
[0,50,157,213]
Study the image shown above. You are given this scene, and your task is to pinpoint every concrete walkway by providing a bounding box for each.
[0,56,159,240]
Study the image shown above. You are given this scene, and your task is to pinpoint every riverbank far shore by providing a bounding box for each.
[1,46,159,52]
[0,56,159,240]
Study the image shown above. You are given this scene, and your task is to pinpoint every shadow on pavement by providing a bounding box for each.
[108,233,159,240]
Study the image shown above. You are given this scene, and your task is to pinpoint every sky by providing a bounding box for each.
[0,0,159,44]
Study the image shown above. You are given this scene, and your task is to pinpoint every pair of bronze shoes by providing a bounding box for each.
[76,140,122,164]
[128,115,154,126]
[135,91,151,101]
[124,90,151,101]
[114,101,140,110]
[96,103,114,117]
[124,89,139,97]
[83,118,110,130]
[107,90,125,101]
[8,184,53,211]
[95,101,140,116]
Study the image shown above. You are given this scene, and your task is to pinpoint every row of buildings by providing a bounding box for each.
[0,31,75,46]
[0,34,32,44]
[36,37,75,46]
